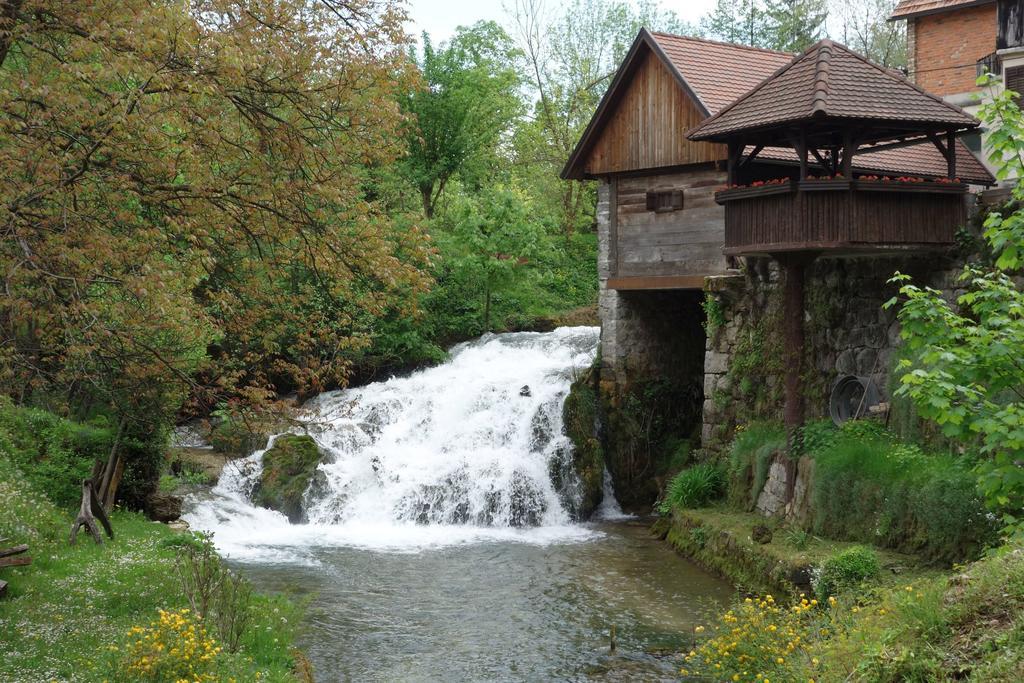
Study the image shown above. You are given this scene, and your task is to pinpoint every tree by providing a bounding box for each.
[765,0,828,52]
[0,0,431,497]
[700,0,771,46]
[403,22,524,219]
[887,74,1024,543]
[439,187,546,331]
[831,0,907,68]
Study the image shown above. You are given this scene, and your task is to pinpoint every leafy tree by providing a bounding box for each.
[438,187,547,331]
[0,0,430,491]
[887,74,1024,543]
[403,22,524,219]
[831,0,907,68]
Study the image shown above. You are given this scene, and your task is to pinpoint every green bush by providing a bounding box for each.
[815,545,881,600]
[0,397,167,510]
[662,462,725,511]
[809,424,998,564]
[727,422,787,509]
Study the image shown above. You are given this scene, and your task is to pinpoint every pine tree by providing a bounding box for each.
[765,0,828,52]
[699,0,771,47]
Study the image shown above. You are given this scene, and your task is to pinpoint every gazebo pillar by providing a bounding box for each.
[776,252,819,440]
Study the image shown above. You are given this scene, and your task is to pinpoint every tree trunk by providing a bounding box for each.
[97,416,126,511]
[420,184,434,219]
[69,478,114,545]
[483,287,492,332]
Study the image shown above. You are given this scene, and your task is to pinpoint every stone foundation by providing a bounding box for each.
[700,254,962,454]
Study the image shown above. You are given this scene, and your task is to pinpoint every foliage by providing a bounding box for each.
[0,456,298,682]
[0,395,164,508]
[171,534,255,654]
[688,546,1024,682]
[887,73,1024,544]
[809,422,997,563]
[728,422,788,509]
[784,526,811,550]
[702,292,726,334]
[402,22,524,219]
[0,0,430,435]
[661,463,726,512]
[764,0,828,52]
[815,545,881,600]
[683,592,843,682]
[435,187,548,331]
[99,608,222,682]
[831,0,907,67]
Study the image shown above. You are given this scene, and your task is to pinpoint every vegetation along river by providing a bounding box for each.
[184,328,731,681]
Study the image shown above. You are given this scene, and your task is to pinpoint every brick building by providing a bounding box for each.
[892,0,1024,178]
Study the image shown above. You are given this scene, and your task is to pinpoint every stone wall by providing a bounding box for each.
[701,254,962,454]
[596,180,709,508]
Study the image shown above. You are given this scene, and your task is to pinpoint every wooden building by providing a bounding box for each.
[564,29,995,476]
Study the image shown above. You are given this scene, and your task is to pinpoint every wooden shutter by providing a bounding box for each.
[1006,65,1024,100]
[645,190,684,213]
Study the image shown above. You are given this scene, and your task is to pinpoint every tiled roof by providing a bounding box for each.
[649,33,792,114]
[758,139,993,185]
[688,40,979,141]
[890,0,993,20]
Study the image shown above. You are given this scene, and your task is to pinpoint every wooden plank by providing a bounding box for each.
[0,544,28,558]
[608,275,710,290]
[0,556,32,568]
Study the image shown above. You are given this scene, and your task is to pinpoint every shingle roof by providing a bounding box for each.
[890,0,993,20]
[687,40,979,142]
[757,139,992,185]
[649,33,792,114]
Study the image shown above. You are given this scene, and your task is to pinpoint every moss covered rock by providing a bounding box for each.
[559,367,604,519]
[254,435,321,523]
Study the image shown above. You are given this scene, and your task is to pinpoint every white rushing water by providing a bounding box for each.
[185,327,616,561]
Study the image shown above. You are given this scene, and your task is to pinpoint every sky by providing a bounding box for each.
[405,0,719,44]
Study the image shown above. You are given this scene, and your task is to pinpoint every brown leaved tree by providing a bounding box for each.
[0,0,431,504]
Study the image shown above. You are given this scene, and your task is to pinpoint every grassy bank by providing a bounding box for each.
[0,456,305,682]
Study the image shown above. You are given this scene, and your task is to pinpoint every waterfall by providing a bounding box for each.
[185,326,614,558]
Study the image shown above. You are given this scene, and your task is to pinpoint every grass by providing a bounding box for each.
[668,504,1024,681]
[660,462,725,512]
[0,457,303,682]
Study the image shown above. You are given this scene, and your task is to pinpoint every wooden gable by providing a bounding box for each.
[576,48,726,177]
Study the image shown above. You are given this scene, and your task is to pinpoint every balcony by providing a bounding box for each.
[715,179,968,256]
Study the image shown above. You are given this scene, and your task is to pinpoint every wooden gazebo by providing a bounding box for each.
[686,39,981,434]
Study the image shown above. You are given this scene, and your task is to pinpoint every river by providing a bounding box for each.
[184,327,732,682]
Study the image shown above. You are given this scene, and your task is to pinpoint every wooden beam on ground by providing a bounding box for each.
[0,555,31,568]
[0,544,28,558]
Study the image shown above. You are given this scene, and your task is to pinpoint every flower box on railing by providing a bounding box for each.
[715,179,794,203]
[798,177,851,192]
[853,177,967,194]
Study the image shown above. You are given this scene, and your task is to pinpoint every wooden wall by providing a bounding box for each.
[584,50,726,176]
[609,170,730,287]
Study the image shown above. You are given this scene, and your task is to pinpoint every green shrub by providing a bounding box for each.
[662,462,725,511]
[0,397,109,507]
[727,422,787,509]
[810,426,998,563]
[815,545,881,600]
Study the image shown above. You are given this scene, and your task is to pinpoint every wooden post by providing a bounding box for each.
[778,253,818,441]
[946,130,956,179]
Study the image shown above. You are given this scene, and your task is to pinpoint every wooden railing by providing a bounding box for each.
[716,180,969,256]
